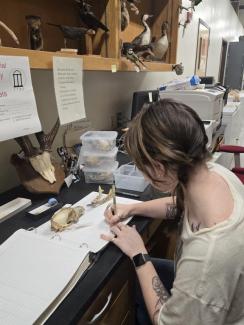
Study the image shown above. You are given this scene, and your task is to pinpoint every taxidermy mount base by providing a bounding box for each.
[11,154,65,194]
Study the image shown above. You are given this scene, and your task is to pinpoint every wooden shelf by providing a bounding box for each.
[0,47,174,72]
[119,57,173,72]
[0,0,179,72]
[0,47,117,71]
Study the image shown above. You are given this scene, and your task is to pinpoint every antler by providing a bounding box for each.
[35,118,60,151]
[13,119,60,184]
[0,20,20,46]
[14,136,40,157]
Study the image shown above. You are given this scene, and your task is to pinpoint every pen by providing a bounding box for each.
[112,182,117,215]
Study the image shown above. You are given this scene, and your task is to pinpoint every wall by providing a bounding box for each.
[0,0,243,193]
[239,9,244,26]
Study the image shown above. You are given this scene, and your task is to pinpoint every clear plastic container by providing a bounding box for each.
[80,131,118,152]
[78,147,118,168]
[83,161,119,184]
[113,164,149,192]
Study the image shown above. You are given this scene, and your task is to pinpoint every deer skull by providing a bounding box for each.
[29,151,56,184]
[14,118,60,184]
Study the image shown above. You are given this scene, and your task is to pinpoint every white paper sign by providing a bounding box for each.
[0,56,42,141]
[53,57,86,125]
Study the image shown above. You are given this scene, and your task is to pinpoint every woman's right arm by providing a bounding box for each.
[104,196,175,225]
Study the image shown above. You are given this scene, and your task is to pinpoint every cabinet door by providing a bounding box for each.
[225,42,244,90]
[78,258,135,324]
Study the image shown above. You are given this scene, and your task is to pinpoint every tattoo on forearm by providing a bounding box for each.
[152,276,169,325]
[165,203,177,219]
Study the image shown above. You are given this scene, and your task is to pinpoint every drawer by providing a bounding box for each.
[78,258,134,324]
[102,280,133,324]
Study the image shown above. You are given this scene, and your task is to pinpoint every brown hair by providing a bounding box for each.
[125,98,211,219]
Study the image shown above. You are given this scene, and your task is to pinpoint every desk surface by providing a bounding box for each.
[0,165,159,324]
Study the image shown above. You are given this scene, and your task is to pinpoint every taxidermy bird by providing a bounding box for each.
[121,0,130,31]
[150,21,169,61]
[26,15,43,50]
[172,63,184,75]
[75,0,109,32]
[132,14,153,46]
[127,0,140,15]
[121,0,140,31]
[47,23,95,47]
[126,47,147,71]
[122,42,153,59]
[179,0,202,12]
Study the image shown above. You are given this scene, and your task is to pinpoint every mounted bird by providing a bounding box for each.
[172,62,184,75]
[150,21,169,61]
[121,0,130,31]
[125,46,147,71]
[127,0,140,15]
[47,23,95,47]
[131,14,153,46]
[75,0,109,32]
[121,0,140,31]
[26,15,43,50]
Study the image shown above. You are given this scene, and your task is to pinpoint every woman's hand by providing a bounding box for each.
[104,203,134,226]
[101,223,147,259]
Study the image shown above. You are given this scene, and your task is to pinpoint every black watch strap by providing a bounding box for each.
[132,253,150,268]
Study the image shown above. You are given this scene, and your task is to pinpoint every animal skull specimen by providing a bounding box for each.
[14,118,60,184]
[88,186,114,207]
[29,151,56,183]
[51,206,85,232]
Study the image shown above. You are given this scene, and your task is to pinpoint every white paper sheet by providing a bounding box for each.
[53,57,86,125]
[0,56,42,141]
[36,192,140,253]
[0,229,89,325]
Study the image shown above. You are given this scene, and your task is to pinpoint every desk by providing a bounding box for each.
[0,174,175,324]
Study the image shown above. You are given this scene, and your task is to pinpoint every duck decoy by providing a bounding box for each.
[132,14,153,46]
[75,0,109,32]
[150,21,169,60]
[47,23,95,47]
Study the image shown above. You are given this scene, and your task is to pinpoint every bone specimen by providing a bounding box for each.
[14,118,60,184]
[51,206,85,232]
[0,21,19,46]
[88,186,114,207]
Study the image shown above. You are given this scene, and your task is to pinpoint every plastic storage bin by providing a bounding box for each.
[78,147,118,167]
[83,161,119,184]
[80,131,118,152]
[114,164,149,192]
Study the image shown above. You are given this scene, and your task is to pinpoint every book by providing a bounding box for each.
[0,192,139,324]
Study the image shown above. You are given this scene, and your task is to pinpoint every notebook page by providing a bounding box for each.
[0,229,89,325]
[36,192,140,253]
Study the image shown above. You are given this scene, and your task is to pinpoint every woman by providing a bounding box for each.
[101,98,244,325]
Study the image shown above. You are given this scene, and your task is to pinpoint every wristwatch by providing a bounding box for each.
[132,253,150,268]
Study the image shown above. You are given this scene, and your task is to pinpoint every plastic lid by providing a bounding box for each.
[80,131,118,141]
[80,146,118,157]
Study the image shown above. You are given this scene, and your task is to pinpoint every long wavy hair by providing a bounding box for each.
[125,98,211,219]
